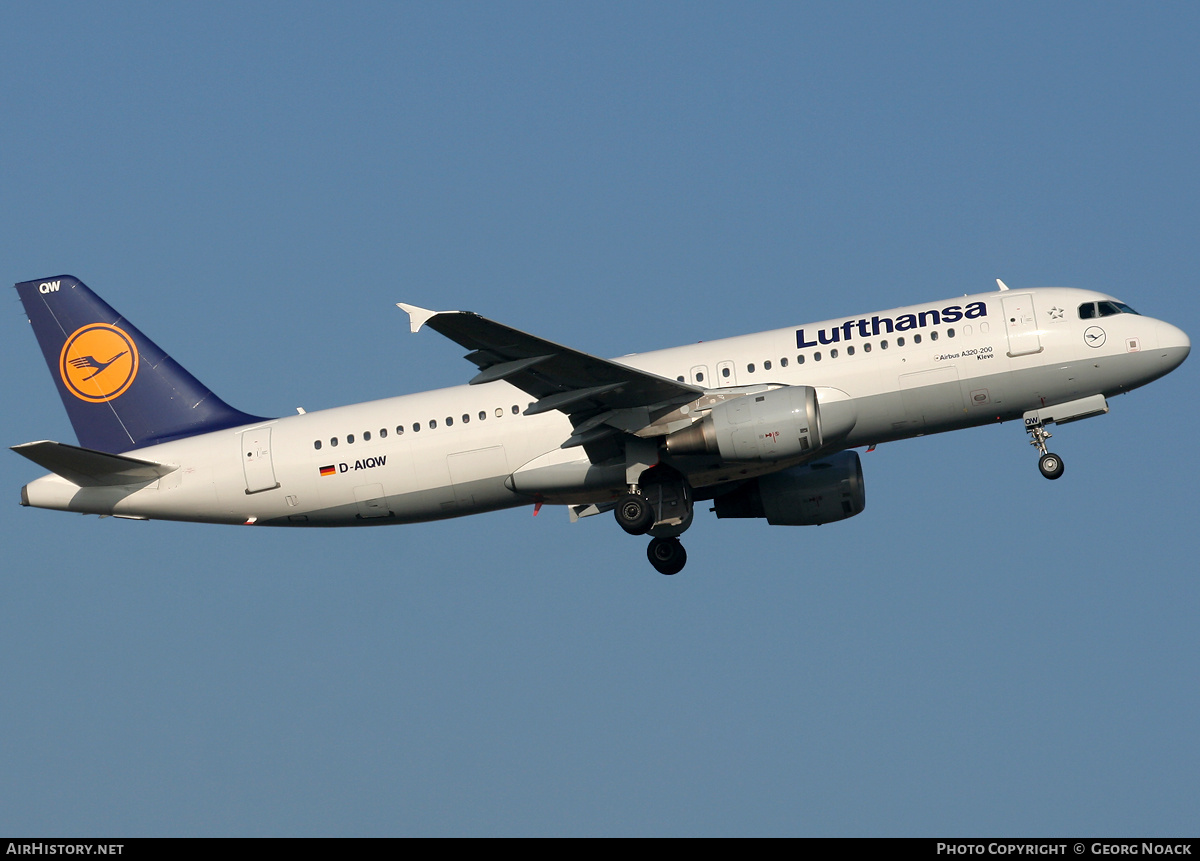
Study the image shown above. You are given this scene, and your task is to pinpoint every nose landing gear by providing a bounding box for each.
[1026,420,1065,480]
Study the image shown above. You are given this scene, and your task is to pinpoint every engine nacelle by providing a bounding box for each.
[712,450,866,526]
[666,386,822,462]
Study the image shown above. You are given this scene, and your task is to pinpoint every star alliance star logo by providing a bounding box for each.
[1048,306,1065,320]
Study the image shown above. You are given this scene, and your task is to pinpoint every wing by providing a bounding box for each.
[398,304,704,448]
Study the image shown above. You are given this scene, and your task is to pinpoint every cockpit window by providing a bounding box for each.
[1080,301,1139,319]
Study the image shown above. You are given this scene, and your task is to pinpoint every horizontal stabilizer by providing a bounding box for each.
[569,502,615,522]
[11,440,177,487]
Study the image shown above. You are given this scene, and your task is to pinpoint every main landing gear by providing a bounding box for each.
[647,536,687,576]
[614,470,695,575]
[1026,419,1065,480]
[615,491,655,535]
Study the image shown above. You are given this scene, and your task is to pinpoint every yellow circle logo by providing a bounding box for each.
[59,323,140,402]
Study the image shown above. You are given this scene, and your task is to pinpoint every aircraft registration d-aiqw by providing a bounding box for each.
[12,276,1190,574]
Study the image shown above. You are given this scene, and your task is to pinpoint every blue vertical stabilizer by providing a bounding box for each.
[14,275,267,452]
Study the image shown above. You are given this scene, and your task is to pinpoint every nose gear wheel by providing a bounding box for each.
[1026,421,1064,480]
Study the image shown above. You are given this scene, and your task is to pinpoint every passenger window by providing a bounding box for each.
[930,331,938,341]
[412,423,421,432]
[331,437,339,447]
[314,440,322,450]
[897,337,906,347]
[722,366,731,377]
[479,411,486,421]
[814,352,822,361]
[764,360,772,371]
[747,363,756,373]
[347,434,355,444]
[380,428,387,438]
[695,371,704,382]
[830,348,839,358]
[846,346,855,356]
[677,375,685,382]
[462,414,470,424]
[881,340,889,349]
[495,408,503,418]
[512,405,519,415]
[396,425,404,435]
[363,431,371,441]
[864,342,872,353]
[780,357,788,367]
[947,328,955,338]
[445,416,453,426]
[429,420,437,429]
[913,334,922,344]
[797,354,805,364]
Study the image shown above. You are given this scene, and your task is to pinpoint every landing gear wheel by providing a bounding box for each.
[1038,452,1065,480]
[647,537,687,576]
[615,492,654,535]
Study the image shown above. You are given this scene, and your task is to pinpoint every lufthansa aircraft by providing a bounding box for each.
[12,276,1190,574]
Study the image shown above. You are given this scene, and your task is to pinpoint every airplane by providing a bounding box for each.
[11,275,1190,575]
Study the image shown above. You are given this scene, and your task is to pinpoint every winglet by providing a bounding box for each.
[996,279,1010,291]
[397,303,444,334]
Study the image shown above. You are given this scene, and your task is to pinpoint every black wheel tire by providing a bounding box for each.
[615,492,654,535]
[1039,452,1065,480]
[647,537,687,576]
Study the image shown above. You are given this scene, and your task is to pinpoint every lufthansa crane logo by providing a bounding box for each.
[58,323,140,402]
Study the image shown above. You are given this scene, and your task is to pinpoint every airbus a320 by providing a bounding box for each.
[12,276,1189,574]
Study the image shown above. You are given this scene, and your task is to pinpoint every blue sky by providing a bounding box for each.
[2,2,1197,836]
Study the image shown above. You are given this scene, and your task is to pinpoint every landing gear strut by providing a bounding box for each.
[1026,420,1065,480]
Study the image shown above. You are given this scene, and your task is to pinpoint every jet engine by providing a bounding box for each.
[665,386,823,462]
[712,450,865,526]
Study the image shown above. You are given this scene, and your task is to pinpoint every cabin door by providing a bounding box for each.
[241,428,280,494]
[1002,293,1043,357]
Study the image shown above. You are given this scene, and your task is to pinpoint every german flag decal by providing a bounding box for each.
[319,465,336,477]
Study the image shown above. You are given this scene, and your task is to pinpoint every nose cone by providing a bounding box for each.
[1156,320,1191,371]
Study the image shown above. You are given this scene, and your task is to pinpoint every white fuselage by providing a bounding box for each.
[20,287,1190,526]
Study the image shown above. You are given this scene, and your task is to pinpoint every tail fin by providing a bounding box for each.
[15,275,266,452]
